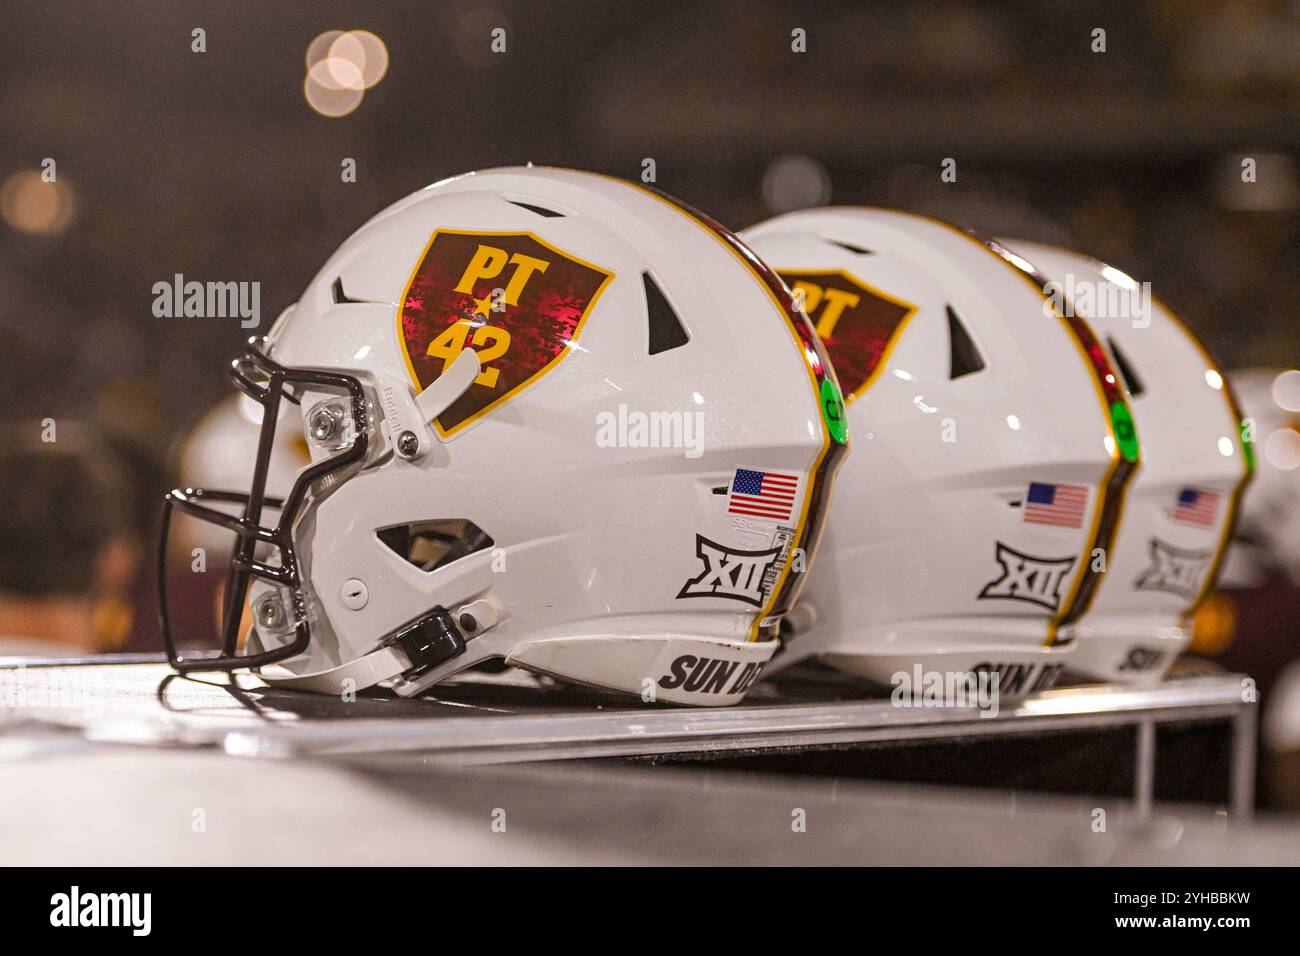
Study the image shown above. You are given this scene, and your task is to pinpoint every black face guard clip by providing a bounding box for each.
[158,339,370,673]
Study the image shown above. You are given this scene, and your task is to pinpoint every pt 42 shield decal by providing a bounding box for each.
[779,269,917,404]
[398,230,615,437]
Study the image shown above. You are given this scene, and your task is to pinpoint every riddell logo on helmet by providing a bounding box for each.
[657,654,765,695]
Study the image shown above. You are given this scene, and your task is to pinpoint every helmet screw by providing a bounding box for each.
[256,595,285,630]
[341,578,369,610]
[458,612,478,633]
[308,406,339,443]
[397,430,419,459]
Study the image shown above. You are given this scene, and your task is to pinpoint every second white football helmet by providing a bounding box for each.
[744,208,1140,695]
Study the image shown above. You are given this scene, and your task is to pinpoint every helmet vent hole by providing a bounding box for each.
[644,272,690,355]
[507,199,565,218]
[1107,336,1145,397]
[827,239,873,256]
[946,305,986,379]
[376,519,495,573]
[332,277,366,305]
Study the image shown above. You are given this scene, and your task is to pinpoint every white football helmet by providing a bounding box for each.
[159,167,847,706]
[743,208,1140,695]
[1006,242,1252,684]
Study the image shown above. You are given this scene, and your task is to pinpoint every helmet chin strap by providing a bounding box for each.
[257,644,410,695]
[415,348,480,428]
[258,597,502,696]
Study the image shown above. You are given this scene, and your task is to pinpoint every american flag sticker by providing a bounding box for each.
[727,469,800,522]
[1023,481,1088,529]
[1173,487,1220,527]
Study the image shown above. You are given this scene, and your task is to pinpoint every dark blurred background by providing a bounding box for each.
[0,0,1297,652]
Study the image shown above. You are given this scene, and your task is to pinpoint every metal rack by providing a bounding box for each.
[0,660,1256,816]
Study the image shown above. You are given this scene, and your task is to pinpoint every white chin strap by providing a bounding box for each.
[258,645,410,695]
[259,599,502,696]
[415,347,480,426]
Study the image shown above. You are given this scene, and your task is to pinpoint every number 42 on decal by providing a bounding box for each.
[426,321,511,389]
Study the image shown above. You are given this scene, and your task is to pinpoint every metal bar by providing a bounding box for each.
[217,709,1236,764]
[1230,700,1258,820]
[0,666,1256,800]
[179,679,1249,763]
[1134,719,1155,822]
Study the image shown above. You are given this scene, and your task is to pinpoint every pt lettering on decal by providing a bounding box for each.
[398,230,614,437]
[779,269,916,403]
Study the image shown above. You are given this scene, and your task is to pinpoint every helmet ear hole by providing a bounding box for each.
[946,305,986,379]
[376,519,494,573]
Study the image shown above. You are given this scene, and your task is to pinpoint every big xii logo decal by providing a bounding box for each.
[1134,538,1212,600]
[677,534,783,607]
[778,270,917,403]
[978,542,1077,611]
[398,230,615,437]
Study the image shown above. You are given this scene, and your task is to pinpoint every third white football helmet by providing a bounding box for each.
[1220,367,1300,586]
[1006,241,1253,684]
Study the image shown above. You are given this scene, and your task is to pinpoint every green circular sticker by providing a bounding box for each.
[1110,401,1139,463]
[1240,418,1257,473]
[821,378,848,445]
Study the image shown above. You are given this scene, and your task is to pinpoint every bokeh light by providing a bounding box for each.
[304,28,388,117]
[317,55,365,92]
[1272,369,1300,412]
[1,170,75,235]
[762,154,831,213]
[305,30,344,70]
[331,30,388,88]
[305,61,364,117]
[1264,427,1300,471]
